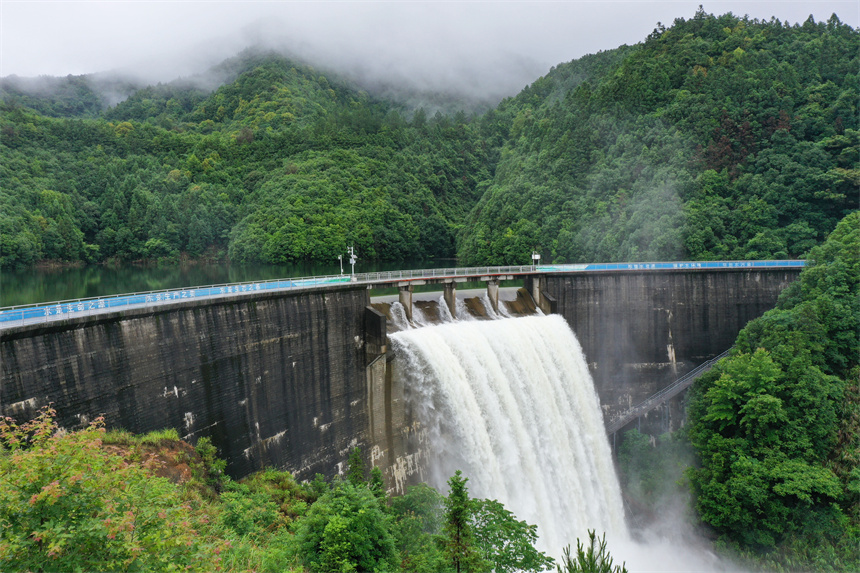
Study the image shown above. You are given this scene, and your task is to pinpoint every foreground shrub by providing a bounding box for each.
[557,531,627,573]
[295,481,399,572]
[0,407,213,571]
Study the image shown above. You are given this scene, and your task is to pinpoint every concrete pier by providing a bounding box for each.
[443,282,457,318]
[485,280,500,314]
[398,285,413,322]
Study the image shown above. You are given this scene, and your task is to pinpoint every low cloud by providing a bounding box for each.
[2,2,857,105]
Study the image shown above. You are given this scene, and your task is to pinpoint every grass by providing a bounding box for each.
[103,427,181,446]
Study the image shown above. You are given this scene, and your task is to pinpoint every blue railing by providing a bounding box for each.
[537,260,806,272]
[0,260,805,328]
[0,275,352,327]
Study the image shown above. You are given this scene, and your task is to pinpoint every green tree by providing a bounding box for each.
[194,436,227,490]
[370,465,386,502]
[556,531,627,573]
[442,471,489,573]
[241,467,311,522]
[218,480,283,538]
[294,481,399,573]
[347,446,366,487]
[616,429,691,516]
[0,408,212,571]
[472,498,554,573]
[391,483,447,572]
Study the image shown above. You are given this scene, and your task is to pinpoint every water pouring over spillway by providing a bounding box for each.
[390,314,628,553]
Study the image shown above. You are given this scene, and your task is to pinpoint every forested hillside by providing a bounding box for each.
[1,10,857,270]
[0,53,494,268]
[459,9,858,263]
[686,211,859,570]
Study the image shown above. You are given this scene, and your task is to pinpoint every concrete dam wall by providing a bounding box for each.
[1,286,372,480]
[1,267,801,485]
[532,268,802,430]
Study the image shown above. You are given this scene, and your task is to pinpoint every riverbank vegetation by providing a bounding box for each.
[0,408,558,572]
[618,212,859,571]
[686,212,859,570]
[2,10,856,269]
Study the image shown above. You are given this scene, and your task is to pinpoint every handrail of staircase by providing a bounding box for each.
[605,349,731,434]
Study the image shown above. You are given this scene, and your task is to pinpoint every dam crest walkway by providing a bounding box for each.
[0,260,804,329]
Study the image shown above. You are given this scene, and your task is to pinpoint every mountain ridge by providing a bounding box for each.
[1,10,856,270]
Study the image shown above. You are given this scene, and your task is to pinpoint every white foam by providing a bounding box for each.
[391,315,628,554]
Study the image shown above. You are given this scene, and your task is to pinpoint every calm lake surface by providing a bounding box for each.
[0,260,457,307]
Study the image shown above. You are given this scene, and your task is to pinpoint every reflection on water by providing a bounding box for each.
[0,260,456,307]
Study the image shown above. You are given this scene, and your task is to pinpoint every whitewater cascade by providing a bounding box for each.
[390,314,628,553]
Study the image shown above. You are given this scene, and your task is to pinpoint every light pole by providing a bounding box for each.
[531,249,541,271]
[348,246,357,277]
[338,254,344,275]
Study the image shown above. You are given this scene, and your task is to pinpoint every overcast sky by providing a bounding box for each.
[2,1,858,100]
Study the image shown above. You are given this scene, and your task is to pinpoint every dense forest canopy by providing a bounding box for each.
[0,53,493,268]
[459,10,858,264]
[1,10,857,271]
[686,211,858,569]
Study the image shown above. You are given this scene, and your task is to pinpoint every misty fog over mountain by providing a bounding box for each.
[2,1,857,112]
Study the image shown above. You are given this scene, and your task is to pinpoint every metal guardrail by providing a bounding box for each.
[0,260,804,329]
[0,274,351,328]
[605,349,732,434]
[0,265,536,328]
[538,260,806,272]
[355,265,534,283]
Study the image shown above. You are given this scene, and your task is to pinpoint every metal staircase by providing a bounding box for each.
[605,349,731,434]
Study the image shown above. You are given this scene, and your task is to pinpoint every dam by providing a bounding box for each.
[1,261,803,489]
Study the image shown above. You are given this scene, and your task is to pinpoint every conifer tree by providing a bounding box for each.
[346,446,365,487]
[442,470,488,573]
[370,465,386,502]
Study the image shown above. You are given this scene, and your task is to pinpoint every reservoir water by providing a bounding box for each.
[0,260,454,307]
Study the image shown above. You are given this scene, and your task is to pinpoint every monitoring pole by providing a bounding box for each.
[348,246,357,277]
[531,250,541,271]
